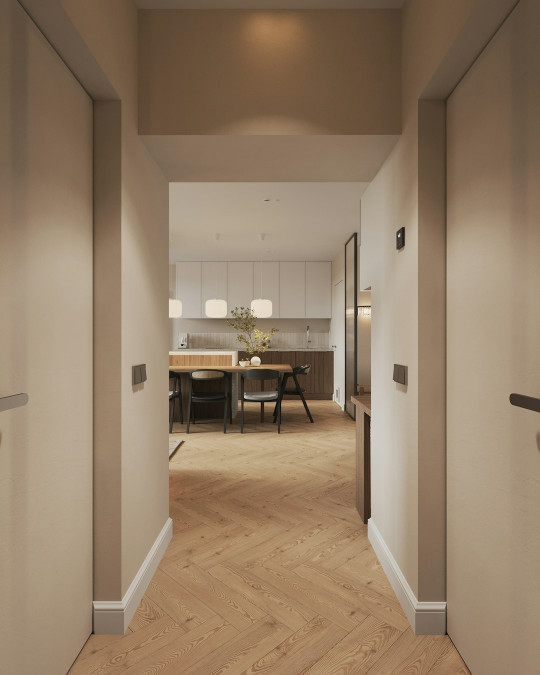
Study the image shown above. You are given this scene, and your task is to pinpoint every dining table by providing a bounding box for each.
[170,363,293,420]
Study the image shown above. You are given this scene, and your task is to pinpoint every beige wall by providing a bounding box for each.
[447,0,540,670]
[0,0,93,670]
[360,0,480,602]
[138,9,401,135]
[361,0,519,614]
[61,0,170,600]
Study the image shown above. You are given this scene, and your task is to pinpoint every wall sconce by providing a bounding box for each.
[169,298,182,318]
[358,305,371,318]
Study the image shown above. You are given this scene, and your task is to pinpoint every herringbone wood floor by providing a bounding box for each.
[69,401,469,674]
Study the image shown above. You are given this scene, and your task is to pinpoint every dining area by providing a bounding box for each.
[169,357,314,434]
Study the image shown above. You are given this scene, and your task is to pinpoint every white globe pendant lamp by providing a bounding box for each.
[251,297,272,318]
[251,233,273,318]
[205,297,228,318]
[169,298,182,318]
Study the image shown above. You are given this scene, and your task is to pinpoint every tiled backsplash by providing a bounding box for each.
[185,332,329,350]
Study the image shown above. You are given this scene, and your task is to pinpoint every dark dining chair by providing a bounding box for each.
[169,370,183,432]
[187,369,230,434]
[240,369,282,433]
[274,364,314,423]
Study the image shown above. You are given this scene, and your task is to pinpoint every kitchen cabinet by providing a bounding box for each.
[279,262,306,318]
[294,351,334,399]
[253,261,280,317]
[239,350,333,400]
[175,260,332,319]
[228,262,254,315]
[306,262,331,318]
[176,261,201,318]
[202,262,227,315]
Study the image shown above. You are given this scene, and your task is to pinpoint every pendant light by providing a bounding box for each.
[205,234,228,318]
[169,298,183,318]
[251,233,273,318]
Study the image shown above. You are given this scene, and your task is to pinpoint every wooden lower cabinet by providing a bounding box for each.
[238,350,333,400]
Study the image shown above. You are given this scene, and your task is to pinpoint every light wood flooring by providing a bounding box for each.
[69,401,469,674]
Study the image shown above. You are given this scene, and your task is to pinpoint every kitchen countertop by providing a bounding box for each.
[264,347,334,352]
[170,349,238,354]
[170,347,334,352]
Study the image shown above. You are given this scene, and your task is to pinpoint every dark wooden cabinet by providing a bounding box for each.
[239,350,333,400]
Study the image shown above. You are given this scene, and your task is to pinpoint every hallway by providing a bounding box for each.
[69,402,468,674]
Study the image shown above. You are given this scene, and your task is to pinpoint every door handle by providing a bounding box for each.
[0,393,29,413]
[509,393,540,414]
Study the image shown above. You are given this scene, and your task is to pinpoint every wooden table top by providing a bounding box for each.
[170,364,293,374]
[351,394,372,415]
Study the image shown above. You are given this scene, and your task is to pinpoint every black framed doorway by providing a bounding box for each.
[344,233,357,419]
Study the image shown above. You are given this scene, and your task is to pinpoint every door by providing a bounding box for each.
[344,234,357,418]
[447,1,540,672]
[331,279,345,407]
[0,3,93,674]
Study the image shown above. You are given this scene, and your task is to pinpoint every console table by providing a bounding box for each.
[351,395,372,524]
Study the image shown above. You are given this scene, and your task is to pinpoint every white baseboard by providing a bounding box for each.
[333,395,345,410]
[93,517,173,634]
[368,519,446,635]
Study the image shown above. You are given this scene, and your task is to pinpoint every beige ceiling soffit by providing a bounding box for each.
[422,0,520,100]
[135,1,406,9]
[18,0,118,100]
[141,134,400,183]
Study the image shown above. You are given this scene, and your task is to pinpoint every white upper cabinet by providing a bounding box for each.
[176,261,201,318]
[306,261,332,318]
[253,261,280,317]
[279,262,306,318]
[202,262,228,315]
[227,262,254,315]
[175,260,331,318]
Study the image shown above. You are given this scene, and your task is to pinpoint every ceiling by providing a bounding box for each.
[169,182,368,263]
[145,134,398,264]
[142,135,399,183]
[136,1,405,8]
[137,0,403,265]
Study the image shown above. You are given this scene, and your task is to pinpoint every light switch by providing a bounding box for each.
[393,364,408,386]
[132,364,147,385]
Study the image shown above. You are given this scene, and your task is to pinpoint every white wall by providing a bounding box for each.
[357,290,371,387]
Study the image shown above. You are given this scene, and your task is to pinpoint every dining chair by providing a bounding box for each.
[169,370,183,433]
[187,369,230,433]
[274,364,314,423]
[240,369,282,433]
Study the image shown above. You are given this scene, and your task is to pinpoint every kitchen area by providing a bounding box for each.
[169,261,336,415]
[166,183,371,428]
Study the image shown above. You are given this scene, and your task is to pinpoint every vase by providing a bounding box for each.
[250,355,261,366]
